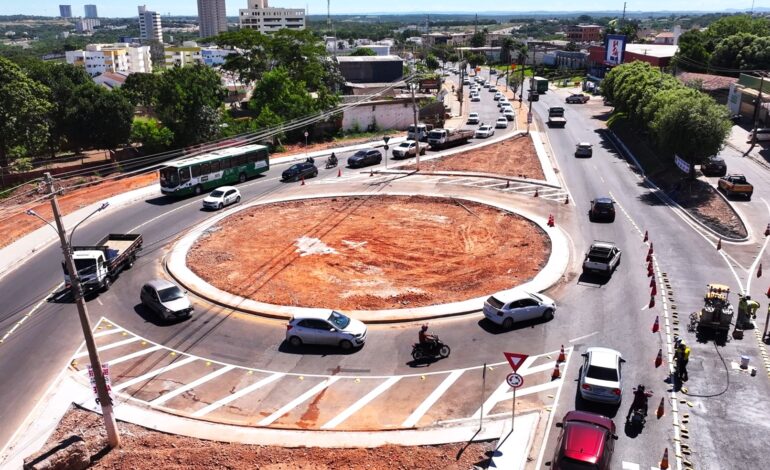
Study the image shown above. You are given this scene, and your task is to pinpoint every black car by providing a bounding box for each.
[282,161,318,181]
[589,197,616,222]
[347,149,382,168]
[566,94,590,104]
[701,156,727,177]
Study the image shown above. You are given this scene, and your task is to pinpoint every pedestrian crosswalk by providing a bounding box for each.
[72,318,570,431]
[435,176,569,202]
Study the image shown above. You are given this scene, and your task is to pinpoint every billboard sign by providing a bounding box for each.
[605,34,626,66]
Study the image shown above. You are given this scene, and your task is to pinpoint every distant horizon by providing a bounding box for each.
[1,1,766,18]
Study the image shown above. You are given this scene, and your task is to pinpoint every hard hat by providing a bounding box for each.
[745,295,751,300]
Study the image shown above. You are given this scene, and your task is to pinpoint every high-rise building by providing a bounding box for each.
[84,4,98,18]
[138,5,163,43]
[239,0,305,34]
[75,18,101,33]
[59,5,72,18]
[197,0,228,38]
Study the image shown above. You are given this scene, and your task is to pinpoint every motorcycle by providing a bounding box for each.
[412,337,451,361]
[325,155,338,169]
[627,389,653,429]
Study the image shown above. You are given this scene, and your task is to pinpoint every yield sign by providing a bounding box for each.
[503,352,529,372]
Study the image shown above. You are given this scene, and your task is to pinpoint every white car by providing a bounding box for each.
[285,310,367,350]
[475,124,495,138]
[494,92,503,101]
[498,99,510,108]
[503,109,516,121]
[495,117,508,129]
[483,289,556,329]
[579,347,625,404]
[467,112,480,124]
[471,94,481,102]
[392,140,425,159]
[489,86,498,92]
[501,105,514,114]
[202,186,241,210]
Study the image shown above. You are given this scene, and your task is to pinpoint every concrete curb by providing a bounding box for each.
[373,169,561,189]
[166,189,570,323]
[605,130,750,243]
[270,137,409,168]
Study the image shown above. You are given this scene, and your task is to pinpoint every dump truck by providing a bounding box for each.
[547,107,567,128]
[63,233,143,293]
[718,174,753,200]
[427,128,474,150]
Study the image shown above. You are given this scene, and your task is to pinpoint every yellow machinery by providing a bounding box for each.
[691,284,733,340]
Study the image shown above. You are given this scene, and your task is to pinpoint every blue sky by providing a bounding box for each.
[2,1,760,17]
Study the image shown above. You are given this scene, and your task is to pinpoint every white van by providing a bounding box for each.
[750,128,770,142]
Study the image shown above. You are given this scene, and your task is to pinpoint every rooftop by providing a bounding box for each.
[677,72,737,91]
[336,55,403,63]
[625,43,678,58]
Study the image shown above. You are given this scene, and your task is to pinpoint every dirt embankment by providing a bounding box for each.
[187,195,550,310]
[403,135,545,181]
[42,407,495,470]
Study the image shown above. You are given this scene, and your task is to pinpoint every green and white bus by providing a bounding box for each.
[159,144,269,197]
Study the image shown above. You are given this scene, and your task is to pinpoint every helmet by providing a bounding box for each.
[745,295,751,300]
[420,324,428,331]
[637,384,645,392]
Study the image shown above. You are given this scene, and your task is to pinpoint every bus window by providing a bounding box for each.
[211,160,221,172]
[190,165,201,178]
[222,158,232,170]
[201,163,210,175]
[179,167,191,184]
[247,152,257,163]
[236,155,246,166]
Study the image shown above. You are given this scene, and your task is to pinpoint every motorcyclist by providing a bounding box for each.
[327,153,338,167]
[306,156,315,164]
[418,324,437,346]
[626,384,651,421]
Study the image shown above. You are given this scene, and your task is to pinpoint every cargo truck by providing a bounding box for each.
[547,107,567,128]
[533,76,549,94]
[427,128,474,150]
[63,233,143,293]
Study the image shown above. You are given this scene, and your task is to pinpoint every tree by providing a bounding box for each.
[130,118,173,154]
[500,37,516,64]
[154,65,226,147]
[214,29,270,83]
[711,33,770,72]
[704,14,770,45]
[122,72,161,108]
[673,30,711,71]
[0,57,52,166]
[64,84,134,151]
[350,47,377,56]
[470,30,487,48]
[564,42,579,52]
[250,67,320,125]
[466,52,486,69]
[425,54,440,70]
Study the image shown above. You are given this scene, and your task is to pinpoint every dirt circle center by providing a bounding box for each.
[187,195,550,310]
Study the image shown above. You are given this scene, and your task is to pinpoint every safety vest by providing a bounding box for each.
[683,346,691,361]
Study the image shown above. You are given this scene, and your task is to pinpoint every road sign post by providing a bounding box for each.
[479,362,487,432]
[506,372,524,434]
[383,135,391,169]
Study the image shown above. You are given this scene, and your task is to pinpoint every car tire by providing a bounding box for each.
[608,215,615,223]
[502,317,514,330]
[288,336,303,348]
[217,203,223,210]
[126,255,135,269]
[542,308,555,321]
[339,339,353,351]
[312,170,318,178]
[102,276,111,292]
[238,173,247,184]
[235,196,241,203]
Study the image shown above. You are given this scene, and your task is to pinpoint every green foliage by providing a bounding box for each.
[703,15,770,44]
[466,52,486,68]
[470,31,488,48]
[673,30,711,71]
[130,118,173,154]
[122,73,161,108]
[0,57,52,166]
[154,65,226,147]
[9,156,33,172]
[425,54,440,70]
[711,33,770,71]
[350,47,377,56]
[250,67,319,127]
[64,84,134,151]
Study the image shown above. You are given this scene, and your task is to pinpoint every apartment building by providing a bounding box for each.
[197,0,228,38]
[239,0,305,34]
[84,4,98,18]
[565,24,602,43]
[138,5,163,43]
[75,18,101,33]
[65,43,153,76]
[59,5,72,18]
[164,42,232,68]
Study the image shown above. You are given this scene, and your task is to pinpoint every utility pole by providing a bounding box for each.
[43,172,120,448]
[620,2,627,30]
[527,44,535,134]
[746,73,766,157]
[410,82,421,169]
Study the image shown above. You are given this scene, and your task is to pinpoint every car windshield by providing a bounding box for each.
[398,143,410,148]
[288,164,300,171]
[210,190,225,198]
[559,458,600,469]
[586,365,618,381]
[328,311,351,329]
[529,293,543,302]
[158,286,185,302]
[159,167,179,188]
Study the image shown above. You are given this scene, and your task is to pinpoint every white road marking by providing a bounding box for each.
[73,336,140,359]
[0,292,55,346]
[534,347,573,469]
[622,462,640,470]
[93,327,125,338]
[112,356,197,392]
[402,370,464,428]
[321,376,401,429]
[150,365,235,406]
[77,344,163,373]
[568,331,598,343]
[258,377,340,426]
[96,298,103,306]
[191,371,284,417]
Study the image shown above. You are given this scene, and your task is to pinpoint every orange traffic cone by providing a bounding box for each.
[557,345,566,363]
[652,315,660,333]
[370,168,374,177]
[648,262,654,277]
[765,223,769,236]
[551,362,561,380]
[767,285,770,298]
[565,194,569,204]
[655,349,663,368]
[649,295,656,308]
[534,188,539,197]
[758,264,763,278]
[660,448,670,470]
[647,252,652,262]
[547,214,555,227]
[337,168,342,177]
[656,397,665,418]
[643,230,649,242]
[649,242,654,252]
[717,238,722,250]
[300,176,305,186]
[650,277,656,288]
[651,282,657,296]
[506,180,510,188]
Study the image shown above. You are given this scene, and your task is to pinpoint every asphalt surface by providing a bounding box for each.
[2,71,769,469]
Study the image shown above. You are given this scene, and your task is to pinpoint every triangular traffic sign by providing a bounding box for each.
[503,352,529,372]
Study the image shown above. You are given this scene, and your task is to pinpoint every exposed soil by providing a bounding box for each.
[402,136,545,181]
[278,132,407,158]
[42,407,495,470]
[187,195,550,310]
[0,172,158,250]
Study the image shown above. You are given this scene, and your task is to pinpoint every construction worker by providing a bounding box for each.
[675,342,691,382]
[738,295,760,329]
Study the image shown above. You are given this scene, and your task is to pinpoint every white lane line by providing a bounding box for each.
[93,327,125,338]
[112,356,197,392]
[150,365,235,407]
[96,298,103,306]
[190,371,285,417]
[519,361,557,376]
[77,345,164,374]
[622,462,640,470]
[534,347,573,469]
[402,370,464,428]
[73,336,140,359]
[569,331,598,343]
[258,377,340,426]
[321,376,401,430]
[0,292,53,346]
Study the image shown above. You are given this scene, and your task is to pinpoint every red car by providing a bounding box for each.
[551,410,617,469]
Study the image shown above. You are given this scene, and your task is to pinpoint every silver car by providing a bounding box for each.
[483,289,556,329]
[286,310,367,350]
[140,279,193,321]
[579,347,625,404]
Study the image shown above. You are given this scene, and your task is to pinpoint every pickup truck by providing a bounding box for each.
[718,174,753,200]
[582,241,621,277]
[63,233,143,293]
[428,128,475,150]
[547,107,567,128]
[391,140,426,159]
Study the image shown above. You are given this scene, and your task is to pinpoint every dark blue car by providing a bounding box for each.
[282,161,318,182]
[347,149,382,168]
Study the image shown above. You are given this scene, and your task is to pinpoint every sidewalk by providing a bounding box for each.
[724,124,770,169]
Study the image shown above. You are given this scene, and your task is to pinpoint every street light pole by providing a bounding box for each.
[410,82,421,169]
[40,172,120,448]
